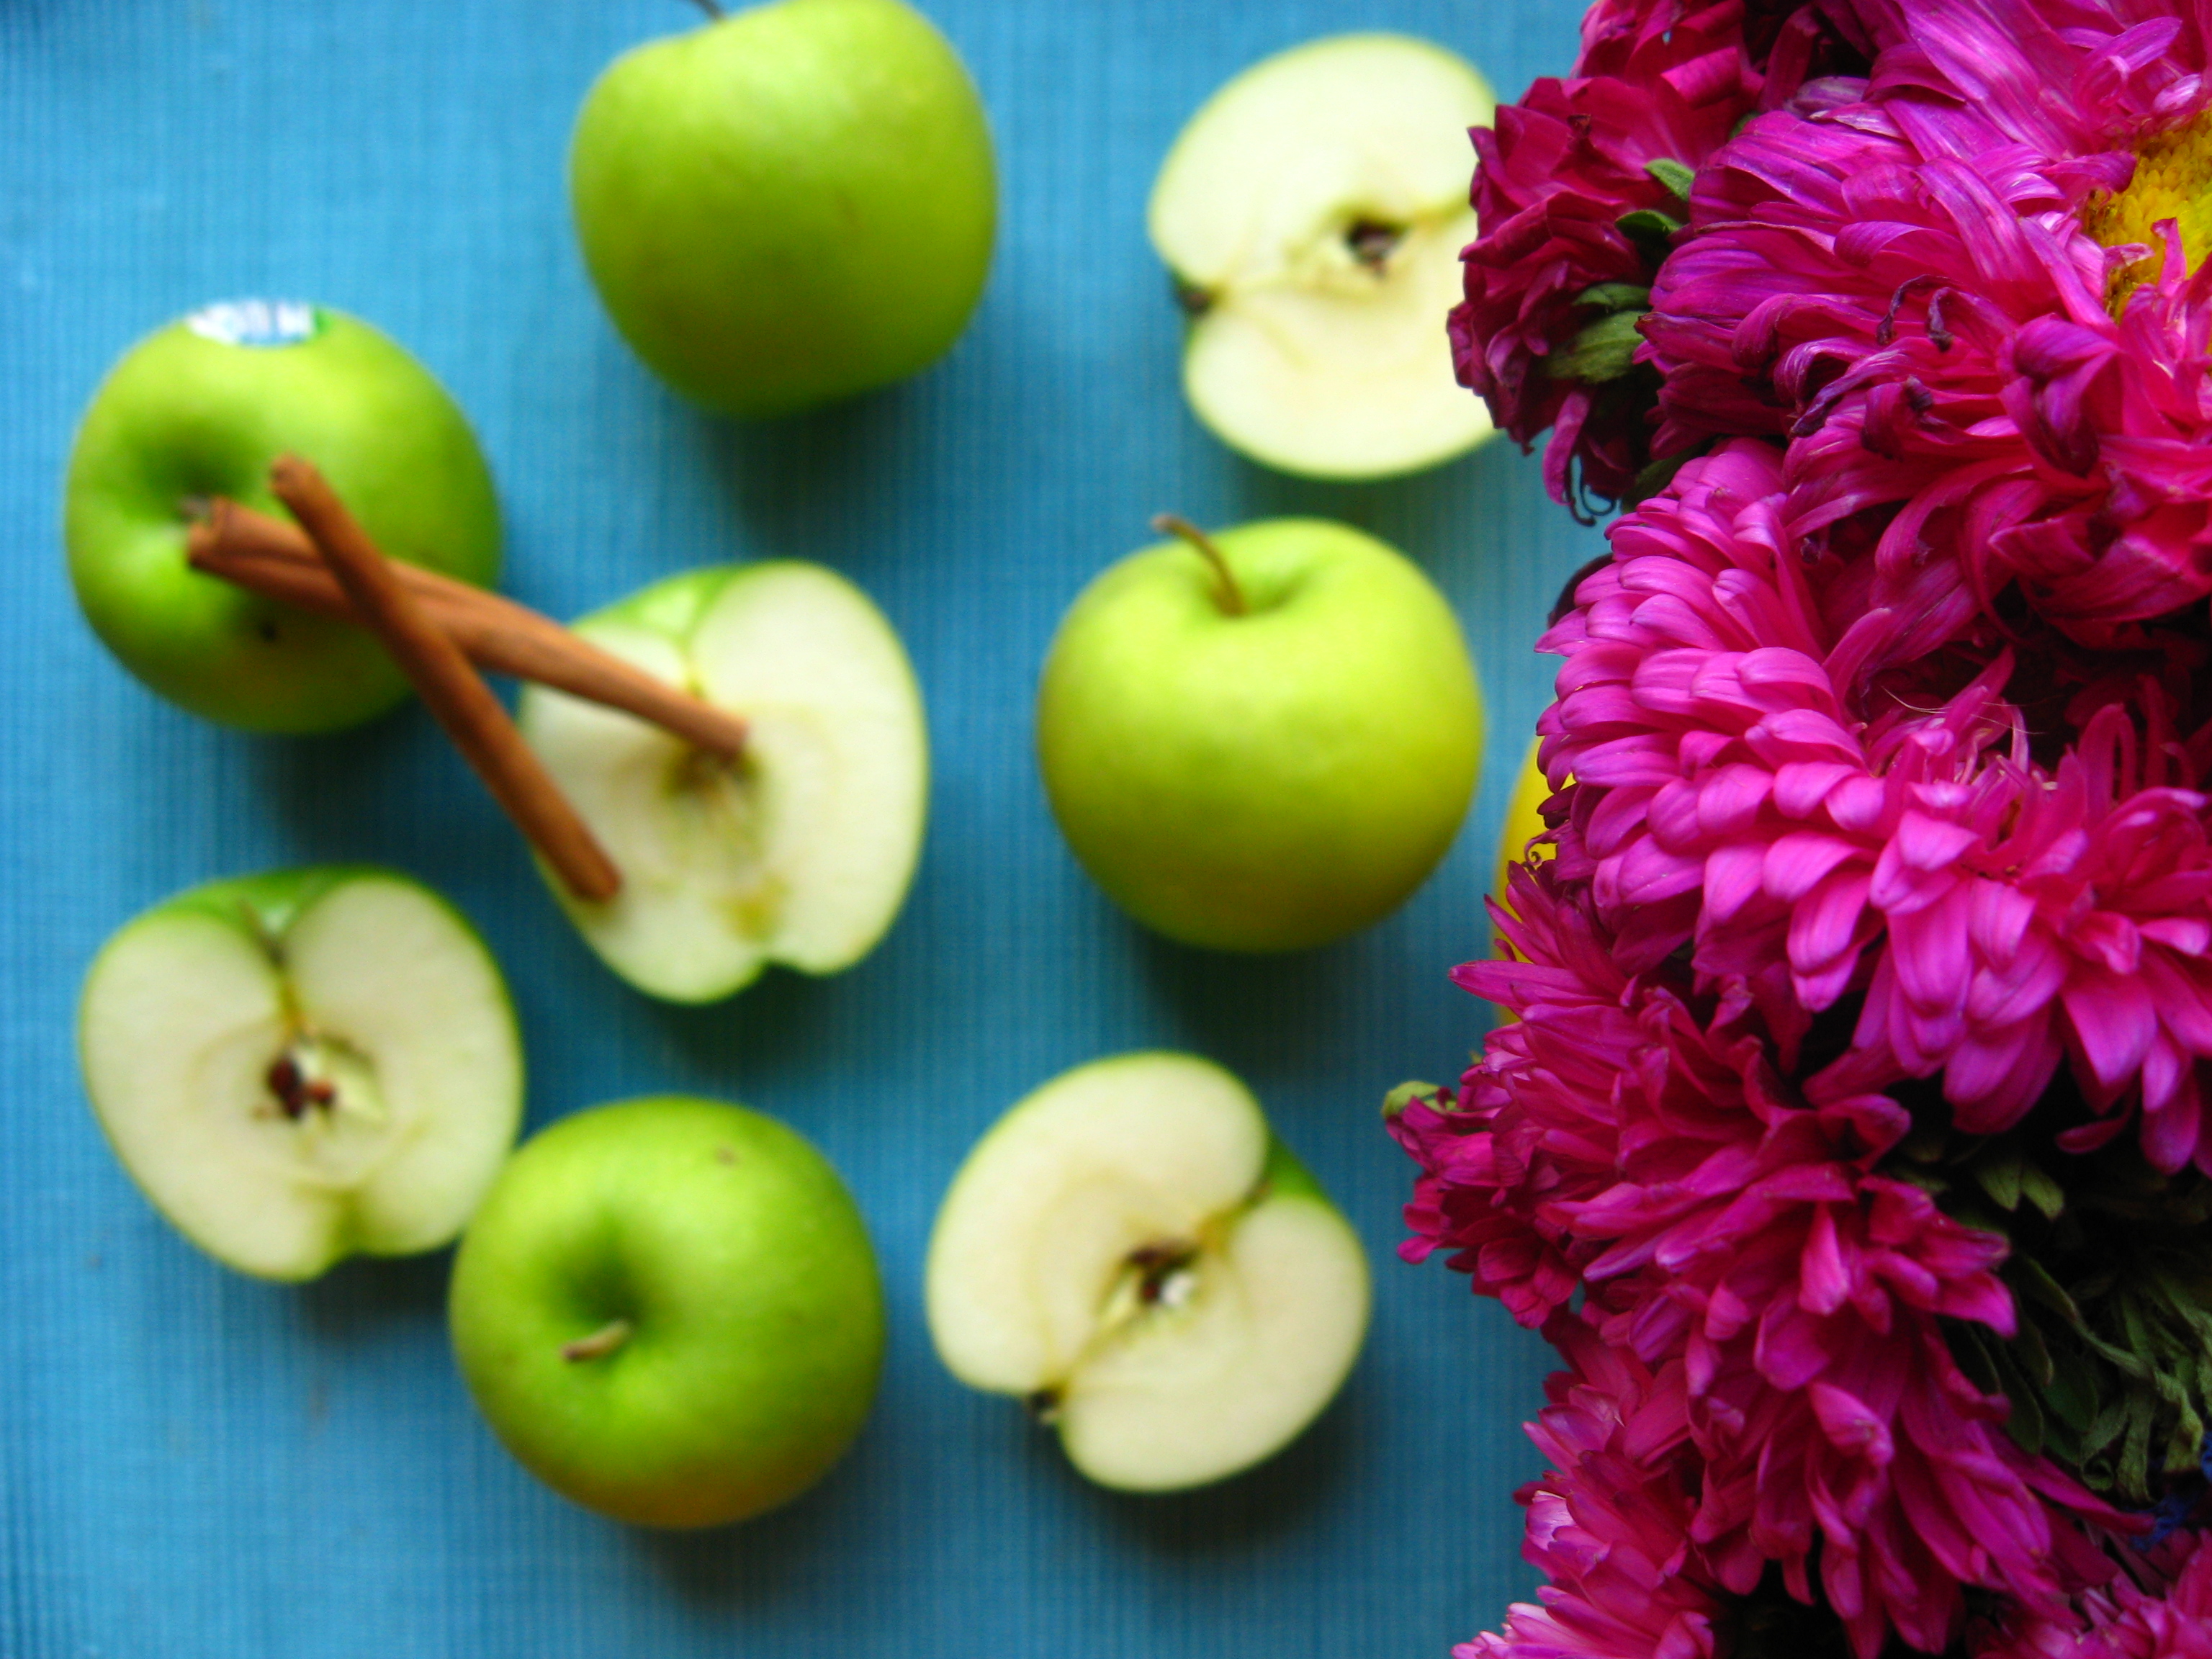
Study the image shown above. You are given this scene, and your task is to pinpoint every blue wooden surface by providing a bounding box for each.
[0,2,1605,1653]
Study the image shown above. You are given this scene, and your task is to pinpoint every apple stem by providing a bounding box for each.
[1024,1388,1063,1426]
[560,1318,634,1363]
[1151,513,1246,616]
[687,0,723,16]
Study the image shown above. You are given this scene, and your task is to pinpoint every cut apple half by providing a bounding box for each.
[517,562,928,1004]
[925,1052,1370,1491]
[1149,33,1498,480]
[77,867,524,1282]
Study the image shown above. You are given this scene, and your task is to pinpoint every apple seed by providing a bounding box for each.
[1126,1241,1200,1309]
[265,1053,335,1120]
[1173,279,1215,318]
[1344,218,1404,271]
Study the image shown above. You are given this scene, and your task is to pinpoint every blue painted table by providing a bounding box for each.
[0,2,1606,1653]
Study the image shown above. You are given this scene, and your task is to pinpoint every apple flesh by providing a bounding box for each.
[448,1095,885,1529]
[516,562,928,1003]
[65,300,501,732]
[76,866,523,1282]
[1036,517,1483,952]
[1149,35,1497,480]
[925,1052,1370,1492]
[570,0,997,415]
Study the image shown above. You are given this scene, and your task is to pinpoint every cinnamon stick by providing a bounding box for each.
[185,498,747,758]
[268,456,623,904]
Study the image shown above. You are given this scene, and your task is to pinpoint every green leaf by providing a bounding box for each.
[1991,1340,2046,1455]
[2043,1339,2102,1434]
[1646,158,1696,201]
[1950,1326,2001,1397]
[1552,310,1647,385]
[2018,1159,2067,1221]
[1889,1156,1948,1197]
[2121,1393,2155,1502]
[1575,282,1651,312]
[1974,1146,2026,1212]
[2162,1401,2205,1479]
[2083,1394,2126,1460]
[1944,1202,2008,1238]
[1624,447,1700,509]
[1380,1080,1444,1121]
[1616,207,1685,243]
[2009,1308,2054,1389]
[2010,1256,2083,1327]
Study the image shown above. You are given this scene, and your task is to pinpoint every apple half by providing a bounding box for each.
[925,1052,1370,1491]
[517,562,927,1004]
[77,867,524,1282]
[1148,34,1498,480]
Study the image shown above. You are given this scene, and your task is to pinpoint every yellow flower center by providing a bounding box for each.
[2081,108,2212,310]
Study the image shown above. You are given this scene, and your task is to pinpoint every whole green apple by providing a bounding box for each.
[449,1095,885,1529]
[1036,518,1483,952]
[569,0,997,415]
[64,300,501,733]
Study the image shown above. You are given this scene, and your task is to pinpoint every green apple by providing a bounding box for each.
[926,1052,1370,1492]
[64,300,501,732]
[1496,734,1556,912]
[1036,516,1483,952]
[76,866,523,1282]
[517,561,927,1003]
[449,1095,884,1529]
[1149,35,1497,479]
[570,0,996,415]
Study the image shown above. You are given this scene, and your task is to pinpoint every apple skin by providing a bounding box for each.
[1036,518,1483,952]
[64,303,501,734]
[448,1096,885,1529]
[570,0,996,416]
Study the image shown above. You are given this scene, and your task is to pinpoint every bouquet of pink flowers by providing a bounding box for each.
[1396,1,2212,1653]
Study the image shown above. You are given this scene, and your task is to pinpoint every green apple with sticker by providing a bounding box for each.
[64,300,500,733]
[77,866,523,1282]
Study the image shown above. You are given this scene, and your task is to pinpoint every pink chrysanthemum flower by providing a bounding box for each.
[1448,0,1862,506]
[1975,1534,2212,1659]
[1537,440,2212,1172]
[1462,1312,1727,1659]
[2085,1541,2212,1659]
[1392,866,2121,1658]
[1641,0,2212,651]
[1419,4,2212,1655]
